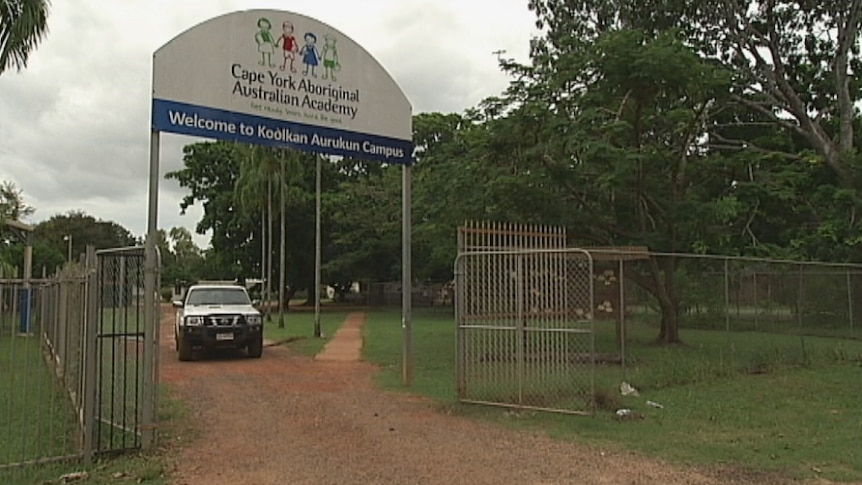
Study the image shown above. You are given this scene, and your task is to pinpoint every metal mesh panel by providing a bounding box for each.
[94,248,147,453]
[456,249,595,414]
[0,276,82,471]
[598,252,862,391]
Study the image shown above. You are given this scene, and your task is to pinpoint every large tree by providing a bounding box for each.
[167,141,256,280]
[524,0,862,258]
[33,211,136,259]
[502,0,862,343]
[503,29,738,343]
[0,0,50,73]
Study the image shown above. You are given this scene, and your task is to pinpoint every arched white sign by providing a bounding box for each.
[152,9,413,163]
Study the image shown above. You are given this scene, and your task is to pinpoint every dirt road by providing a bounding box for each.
[160,310,797,485]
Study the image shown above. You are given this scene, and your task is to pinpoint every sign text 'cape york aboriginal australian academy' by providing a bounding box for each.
[152,10,413,163]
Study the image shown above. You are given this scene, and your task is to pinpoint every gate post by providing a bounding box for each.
[81,246,99,463]
[141,246,159,450]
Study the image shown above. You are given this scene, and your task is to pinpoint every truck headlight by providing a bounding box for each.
[185,316,204,326]
[247,315,262,325]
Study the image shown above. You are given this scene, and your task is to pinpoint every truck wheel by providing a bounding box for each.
[247,334,263,359]
[178,334,194,361]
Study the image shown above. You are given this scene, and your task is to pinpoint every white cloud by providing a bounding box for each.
[0,0,537,248]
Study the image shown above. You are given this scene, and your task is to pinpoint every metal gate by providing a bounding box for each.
[92,247,157,454]
[455,249,595,414]
[455,226,596,414]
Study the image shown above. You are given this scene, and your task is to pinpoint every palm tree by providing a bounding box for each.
[0,0,51,74]
[235,145,302,329]
[235,145,278,321]
[0,180,35,220]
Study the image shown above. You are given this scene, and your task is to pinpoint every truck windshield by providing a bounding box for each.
[186,288,251,306]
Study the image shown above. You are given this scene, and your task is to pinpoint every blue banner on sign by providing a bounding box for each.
[152,99,413,164]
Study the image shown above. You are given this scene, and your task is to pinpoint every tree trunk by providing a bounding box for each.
[649,256,683,345]
[300,281,318,306]
[656,292,682,344]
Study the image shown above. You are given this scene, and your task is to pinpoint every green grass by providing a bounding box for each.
[364,309,458,403]
[0,304,177,485]
[363,309,862,482]
[0,385,187,485]
[0,335,79,467]
[263,308,352,356]
[594,320,862,391]
[476,365,862,482]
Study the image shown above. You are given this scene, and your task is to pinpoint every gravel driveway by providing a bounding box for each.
[160,311,808,485]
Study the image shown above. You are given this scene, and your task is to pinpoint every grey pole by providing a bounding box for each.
[402,164,413,386]
[619,258,626,382]
[142,128,160,449]
[266,177,273,322]
[22,243,32,333]
[82,246,98,462]
[314,156,322,338]
[724,258,730,338]
[278,151,286,329]
[847,270,854,336]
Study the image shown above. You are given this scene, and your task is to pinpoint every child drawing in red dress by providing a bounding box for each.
[277,21,298,73]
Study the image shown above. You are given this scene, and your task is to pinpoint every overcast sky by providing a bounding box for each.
[0,0,537,247]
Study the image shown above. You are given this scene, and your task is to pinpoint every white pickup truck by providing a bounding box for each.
[173,284,263,361]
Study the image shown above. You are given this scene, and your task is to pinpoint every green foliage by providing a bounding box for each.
[32,211,135,263]
[166,141,251,280]
[167,141,345,295]
[0,0,50,73]
[159,227,204,287]
[0,180,35,222]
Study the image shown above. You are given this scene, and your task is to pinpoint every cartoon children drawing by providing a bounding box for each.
[255,17,276,67]
[299,32,321,77]
[276,21,298,72]
[321,34,340,81]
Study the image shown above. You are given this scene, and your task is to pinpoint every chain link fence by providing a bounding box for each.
[444,241,862,414]
[0,266,88,471]
[0,246,158,479]
[583,251,862,395]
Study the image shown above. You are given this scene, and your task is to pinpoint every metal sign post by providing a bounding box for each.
[147,10,417,413]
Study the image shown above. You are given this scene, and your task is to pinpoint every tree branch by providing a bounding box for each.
[835,0,862,153]
[727,94,805,137]
[708,132,807,162]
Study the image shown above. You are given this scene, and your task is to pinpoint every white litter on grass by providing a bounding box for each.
[646,400,664,409]
[59,471,89,483]
[615,408,633,417]
[620,381,639,396]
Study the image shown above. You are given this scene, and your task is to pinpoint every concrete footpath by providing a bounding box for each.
[314,312,366,362]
